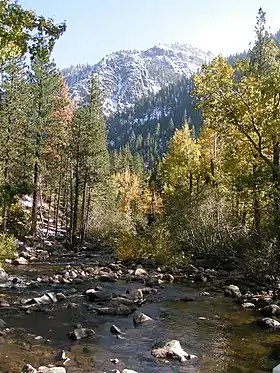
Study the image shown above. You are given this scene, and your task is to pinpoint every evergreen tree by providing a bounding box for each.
[70,75,109,244]
[29,53,61,235]
[0,58,32,231]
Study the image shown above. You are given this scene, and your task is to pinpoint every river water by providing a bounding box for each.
[0,251,279,373]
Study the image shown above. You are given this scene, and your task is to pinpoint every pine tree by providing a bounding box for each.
[29,54,61,235]
[70,75,109,245]
[0,58,32,231]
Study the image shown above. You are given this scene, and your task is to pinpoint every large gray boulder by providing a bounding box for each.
[151,340,197,362]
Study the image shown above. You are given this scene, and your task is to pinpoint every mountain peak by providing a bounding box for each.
[63,43,214,116]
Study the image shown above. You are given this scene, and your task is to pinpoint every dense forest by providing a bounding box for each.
[0,2,279,281]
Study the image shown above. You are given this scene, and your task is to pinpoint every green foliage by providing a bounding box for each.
[0,233,18,261]
[6,204,29,239]
[116,223,188,266]
[0,0,66,63]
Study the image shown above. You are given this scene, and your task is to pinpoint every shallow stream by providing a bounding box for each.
[0,250,279,373]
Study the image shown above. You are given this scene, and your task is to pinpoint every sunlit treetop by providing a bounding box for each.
[0,0,66,63]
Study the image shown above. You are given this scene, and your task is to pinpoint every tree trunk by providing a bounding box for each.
[69,162,74,243]
[71,156,80,246]
[62,155,69,232]
[1,166,8,232]
[55,157,63,236]
[189,172,193,195]
[210,157,216,187]
[80,178,87,244]
[31,151,39,235]
[46,192,52,236]
[252,164,261,235]
[84,186,91,241]
[273,140,280,233]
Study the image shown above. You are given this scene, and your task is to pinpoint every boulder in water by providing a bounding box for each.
[24,292,57,306]
[38,368,66,373]
[224,285,241,298]
[260,304,280,316]
[133,311,153,325]
[95,304,135,316]
[13,257,29,265]
[256,317,280,329]
[194,273,208,283]
[134,267,147,276]
[151,340,197,362]
[86,289,112,301]
[0,268,8,282]
[68,324,95,340]
[0,298,9,308]
[110,324,124,335]
[126,289,143,303]
[242,302,255,309]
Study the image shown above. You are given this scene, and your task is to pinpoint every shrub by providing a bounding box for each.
[116,223,188,266]
[0,233,18,262]
[6,203,29,239]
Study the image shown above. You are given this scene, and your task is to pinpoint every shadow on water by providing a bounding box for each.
[0,261,279,372]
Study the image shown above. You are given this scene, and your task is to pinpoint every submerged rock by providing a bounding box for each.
[224,285,241,298]
[95,304,135,316]
[86,289,112,301]
[180,295,196,302]
[0,318,6,328]
[38,368,66,373]
[242,302,255,309]
[256,317,280,329]
[260,304,280,316]
[151,340,197,362]
[133,311,153,325]
[68,324,95,340]
[110,324,124,335]
[23,292,58,307]
[126,289,143,303]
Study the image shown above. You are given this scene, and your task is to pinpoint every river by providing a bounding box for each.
[0,247,278,373]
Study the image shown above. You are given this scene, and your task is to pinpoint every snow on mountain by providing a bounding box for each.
[62,43,214,116]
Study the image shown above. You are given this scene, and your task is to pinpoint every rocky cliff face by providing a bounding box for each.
[62,43,214,116]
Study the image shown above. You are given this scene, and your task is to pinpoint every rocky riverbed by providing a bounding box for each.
[0,239,279,372]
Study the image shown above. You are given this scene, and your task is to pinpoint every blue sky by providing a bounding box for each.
[20,0,280,69]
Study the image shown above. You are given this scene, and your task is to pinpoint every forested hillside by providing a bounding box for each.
[0,2,278,279]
